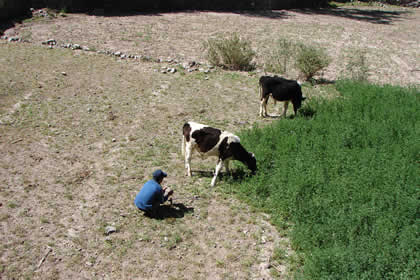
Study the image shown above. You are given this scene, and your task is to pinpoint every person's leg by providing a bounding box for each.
[150,202,160,217]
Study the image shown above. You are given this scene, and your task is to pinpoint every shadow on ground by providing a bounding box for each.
[152,203,194,220]
[295,7,411,24]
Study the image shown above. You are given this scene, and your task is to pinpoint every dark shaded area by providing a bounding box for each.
[191,169,254,184]
[295,7,411,24]
[0,13,32,36]
[0,20,15,36]
[0,0,30,21]
[235,9,289,19]
[28,0,330,13]
[298,106,316,119]
[149,203,194,220]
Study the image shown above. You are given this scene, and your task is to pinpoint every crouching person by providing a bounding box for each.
[134,169,174,218]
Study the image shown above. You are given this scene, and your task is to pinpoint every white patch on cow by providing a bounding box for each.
[188,121,208,132]
[221,131,240,144]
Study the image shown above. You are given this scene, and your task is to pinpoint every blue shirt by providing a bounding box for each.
[134,179,166,211]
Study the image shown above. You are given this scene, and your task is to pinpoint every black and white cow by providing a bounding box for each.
[259,75,306,117]
[182,121,257,187]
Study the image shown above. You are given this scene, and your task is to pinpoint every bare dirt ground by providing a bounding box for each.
[0,3,419,280]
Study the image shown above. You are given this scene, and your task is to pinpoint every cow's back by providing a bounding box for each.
[271,80,302,101]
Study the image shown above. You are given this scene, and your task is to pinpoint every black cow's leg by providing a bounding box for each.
[281,101,289,118]
[260,97,269,117]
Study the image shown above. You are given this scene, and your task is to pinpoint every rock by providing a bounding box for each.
[47,39,57,45]
[8,37,20,42]
[114,51,121,57]
[105,226,117,235]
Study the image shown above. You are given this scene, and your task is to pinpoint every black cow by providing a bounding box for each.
[259,75,306,117]
[182,121,257,187]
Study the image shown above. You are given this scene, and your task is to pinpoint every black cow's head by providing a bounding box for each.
[247,153,257,174]
[293,96,306,115]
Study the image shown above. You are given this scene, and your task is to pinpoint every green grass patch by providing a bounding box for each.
[229,80,419,279]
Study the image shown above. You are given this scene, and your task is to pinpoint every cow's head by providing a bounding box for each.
[247,153,257,174]
[293,96,306,115]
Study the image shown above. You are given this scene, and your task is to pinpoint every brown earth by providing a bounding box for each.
[0,3,419,280]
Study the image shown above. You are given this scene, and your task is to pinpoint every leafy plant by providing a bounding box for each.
[295,44,331,81]
[264,37,296,74]
[203,33,256,71]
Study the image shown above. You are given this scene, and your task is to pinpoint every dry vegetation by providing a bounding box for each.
[0,3,419,279]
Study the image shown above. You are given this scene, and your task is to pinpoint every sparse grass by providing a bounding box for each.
[342,48,370,81]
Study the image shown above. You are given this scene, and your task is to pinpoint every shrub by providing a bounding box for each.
[264,38,296,74]
[295,44,331,81]
[344,49,370,82]
[203,33,256,71]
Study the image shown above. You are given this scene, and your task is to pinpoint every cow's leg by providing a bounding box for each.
[259,98,265,117]
[281,101,289,118]
[211,158,224,187]
[260,97,268,117]
[185,142,193,176]
[224,159,231,174]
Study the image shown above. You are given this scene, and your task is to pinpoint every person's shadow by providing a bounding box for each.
[148,203,194,220]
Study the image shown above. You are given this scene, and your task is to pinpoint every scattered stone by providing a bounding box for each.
[105,226,117,235]
[261,236,267,244]
[72,44,81,50]
[8,37,20,42]
[82,46,90,51]
[61,72,67,76]
[114,51,121,57]
[111,138,116,142]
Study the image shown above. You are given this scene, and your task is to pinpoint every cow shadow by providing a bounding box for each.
[152,203,194,220]
[192,169,253,184]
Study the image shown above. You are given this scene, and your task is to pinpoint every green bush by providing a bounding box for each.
[295,44,331,81]
[203,33,256,71]
[227,81,419,279]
